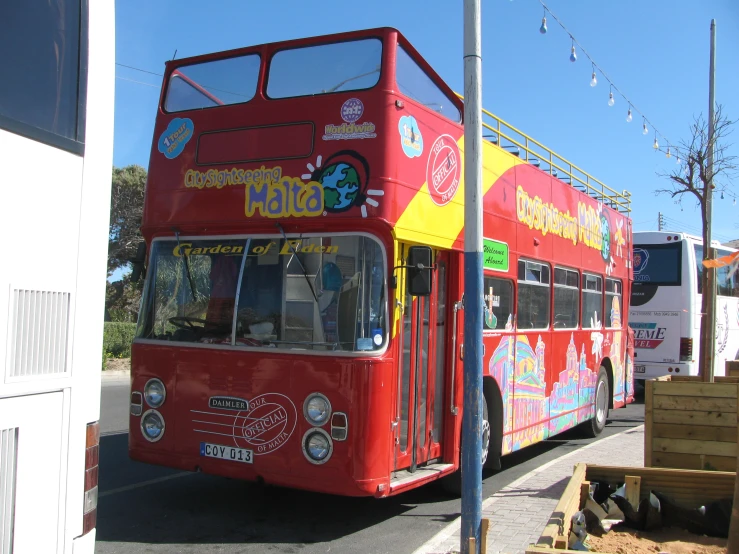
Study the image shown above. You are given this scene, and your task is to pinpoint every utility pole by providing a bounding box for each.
[658,212,664,231]
[702,19,717,383]
[461,0,483,551]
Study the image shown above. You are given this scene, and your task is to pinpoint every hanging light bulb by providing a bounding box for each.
[734,198,736,205]
[643,118,649,135]
[653,133,659,149]
[721,191,725,199]
[540,12,547,34]
[676,156,681,164]
[569,40,577,62]
[626,105,633,123]
[666,147,671,158]
[590,64,597,87]
[608,85,615,106]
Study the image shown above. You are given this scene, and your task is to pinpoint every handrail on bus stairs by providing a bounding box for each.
[454,93,631,215]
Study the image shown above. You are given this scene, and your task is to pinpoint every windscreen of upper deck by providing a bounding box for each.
[163,38,383,113]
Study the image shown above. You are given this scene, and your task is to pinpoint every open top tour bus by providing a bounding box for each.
[130,27,634,497]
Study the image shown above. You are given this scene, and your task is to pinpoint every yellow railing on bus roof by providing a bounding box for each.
[455,93,632,214]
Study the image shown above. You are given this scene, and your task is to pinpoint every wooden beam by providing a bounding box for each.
[481,518,489,554]
[625,475,641,508]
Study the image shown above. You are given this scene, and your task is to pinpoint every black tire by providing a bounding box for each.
[441,396,494,495]
[582,367,609,438]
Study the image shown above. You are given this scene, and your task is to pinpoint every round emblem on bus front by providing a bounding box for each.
[341,98,364,123]
[232,393,297,455]
[426,134,461,206]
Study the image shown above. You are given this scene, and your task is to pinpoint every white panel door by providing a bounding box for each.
[0,392,63,553]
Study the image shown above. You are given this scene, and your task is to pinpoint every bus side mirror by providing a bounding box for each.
[130,242,147,283]
[407,246,433,297]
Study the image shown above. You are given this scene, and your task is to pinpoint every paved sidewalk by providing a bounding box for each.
[414,425,645,554]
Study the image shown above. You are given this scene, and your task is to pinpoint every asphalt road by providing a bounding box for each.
[96,379,644,554]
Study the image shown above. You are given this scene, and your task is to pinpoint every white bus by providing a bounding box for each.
[630,231,739,381]
[0,1,114,552]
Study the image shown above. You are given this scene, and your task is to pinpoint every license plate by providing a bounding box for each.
[200,442,253,464]
[635,365,646,373]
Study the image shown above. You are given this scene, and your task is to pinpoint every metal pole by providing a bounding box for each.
[704,19,716,382]
[462,0,483,551]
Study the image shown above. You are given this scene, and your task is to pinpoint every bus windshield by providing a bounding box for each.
[136,235,387,352]
[633,243,681,285]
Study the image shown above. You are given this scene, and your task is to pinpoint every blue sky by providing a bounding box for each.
[114,0,739,242]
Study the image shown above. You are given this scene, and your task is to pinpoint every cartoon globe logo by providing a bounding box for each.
[317,162,361,212]
[600,214,611,261]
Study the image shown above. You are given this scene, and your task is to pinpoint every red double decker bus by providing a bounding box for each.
[129,27,635,497]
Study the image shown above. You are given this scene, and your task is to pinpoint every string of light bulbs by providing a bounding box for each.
[537,1,738,207]
[537,1,680,158]
[117,55,737,206]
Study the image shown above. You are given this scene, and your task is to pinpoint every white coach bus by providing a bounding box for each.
[630,231,739,381]
[0,1,114,552]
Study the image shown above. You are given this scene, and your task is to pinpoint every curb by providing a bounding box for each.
[413,425,645,554]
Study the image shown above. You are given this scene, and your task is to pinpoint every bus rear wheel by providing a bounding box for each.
[582,367,609,438]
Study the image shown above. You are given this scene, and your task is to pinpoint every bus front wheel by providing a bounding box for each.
[441,396,494,496]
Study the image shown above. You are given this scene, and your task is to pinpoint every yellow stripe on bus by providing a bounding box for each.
[394,136,525,249]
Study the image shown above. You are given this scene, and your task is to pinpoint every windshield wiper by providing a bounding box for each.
[174,231,198,302]
[323,66,380,94]
[275,223,318,303]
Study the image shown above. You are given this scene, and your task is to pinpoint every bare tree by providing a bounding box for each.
[655,104,737,379]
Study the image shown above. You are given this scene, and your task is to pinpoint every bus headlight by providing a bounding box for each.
[303,393,331,426]
[302,429,333,464]
[141,410,165,442]
[144,378,166,408]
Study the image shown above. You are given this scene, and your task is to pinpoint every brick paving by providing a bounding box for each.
[414,425,645,554]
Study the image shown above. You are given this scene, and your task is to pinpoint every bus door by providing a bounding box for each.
[395,249,448,472]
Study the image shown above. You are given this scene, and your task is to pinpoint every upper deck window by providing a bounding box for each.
[396,46,461,123]
[266,39,382,99]
[164,54,260,113]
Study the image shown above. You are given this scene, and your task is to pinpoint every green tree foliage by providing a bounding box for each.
[106,165,147,322]
[105,277,143,322]
[108,165,147,274]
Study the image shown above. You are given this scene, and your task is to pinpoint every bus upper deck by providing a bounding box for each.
[144,27,630,243]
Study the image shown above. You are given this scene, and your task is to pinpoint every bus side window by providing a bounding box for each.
[582,273,603,328]
[483,276,513,330]
[517,260,551,330]
[554,267,579,329]
[716,249,737,297]
[605,278,622,327]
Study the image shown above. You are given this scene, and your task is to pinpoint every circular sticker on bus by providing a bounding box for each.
[426,134,461,206]
[232,393,297,455]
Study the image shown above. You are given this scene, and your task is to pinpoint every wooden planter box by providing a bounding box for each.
[727,360,739,377]
[526,463,735,553]
[645,377,739,471]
